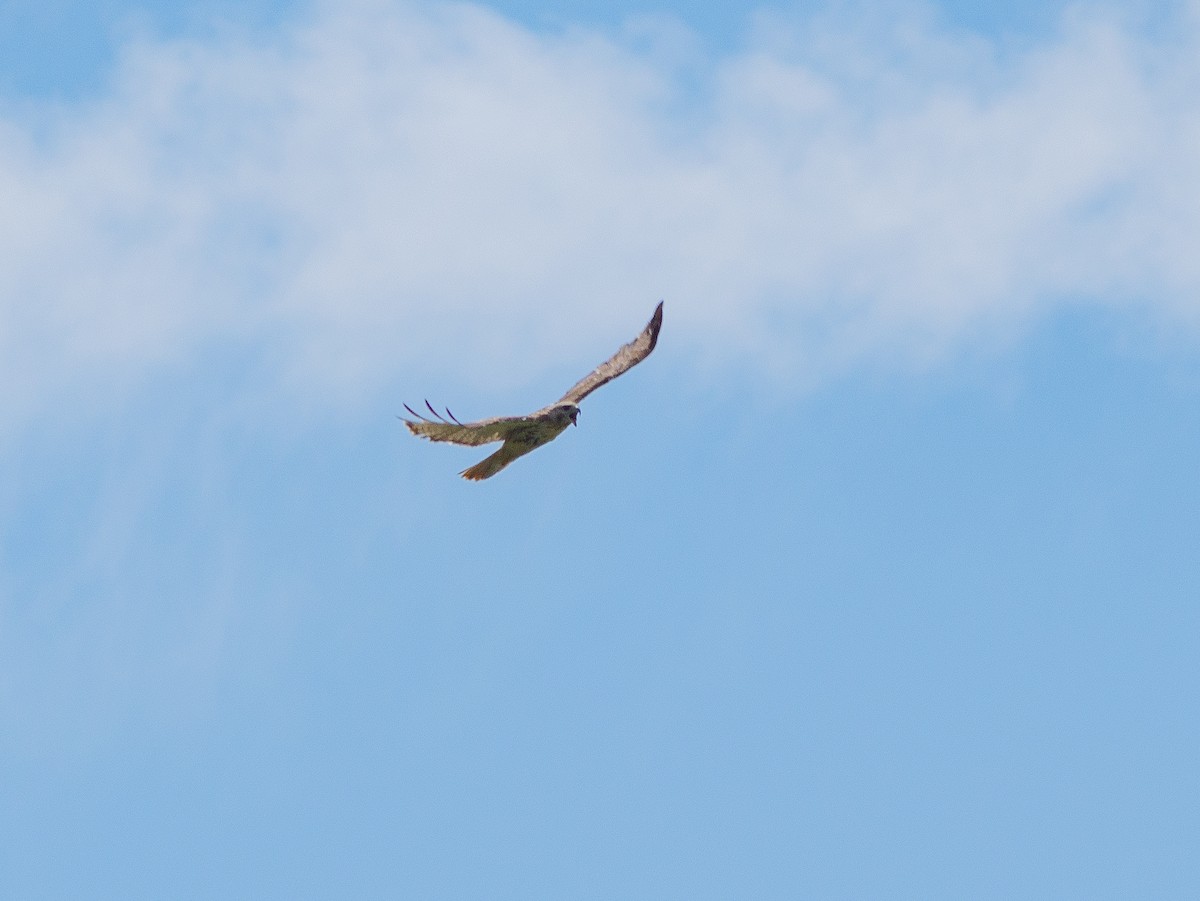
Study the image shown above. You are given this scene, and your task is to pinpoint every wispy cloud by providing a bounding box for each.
[3,0,1200,419]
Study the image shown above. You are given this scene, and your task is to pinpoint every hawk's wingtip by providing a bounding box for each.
[646,300,664,349]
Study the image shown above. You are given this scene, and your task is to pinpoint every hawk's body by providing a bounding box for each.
[403,302,663,480]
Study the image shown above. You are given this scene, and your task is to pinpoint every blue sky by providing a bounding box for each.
[2,0,1199,897]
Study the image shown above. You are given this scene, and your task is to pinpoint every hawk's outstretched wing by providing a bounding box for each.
[401,401,533,447]
[556,301,663,405]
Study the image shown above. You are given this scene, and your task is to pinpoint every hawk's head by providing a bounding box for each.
[551,404,580,427]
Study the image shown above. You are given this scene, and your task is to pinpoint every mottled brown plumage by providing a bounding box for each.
[403,301,663,480]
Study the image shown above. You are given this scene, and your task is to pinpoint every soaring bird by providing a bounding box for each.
[402,301,663,480]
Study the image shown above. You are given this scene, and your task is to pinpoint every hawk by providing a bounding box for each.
[403,301,663,480]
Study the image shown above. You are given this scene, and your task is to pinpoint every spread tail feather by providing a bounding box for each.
[460,442,526,480]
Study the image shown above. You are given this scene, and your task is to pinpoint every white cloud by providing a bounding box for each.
[3,0,1200,418]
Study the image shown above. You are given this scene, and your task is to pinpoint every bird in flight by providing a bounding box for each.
[402,301,663,480]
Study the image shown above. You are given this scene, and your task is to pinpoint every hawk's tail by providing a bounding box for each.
[460,443,523,481]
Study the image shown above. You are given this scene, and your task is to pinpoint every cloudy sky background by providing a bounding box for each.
[3,0,1199,897]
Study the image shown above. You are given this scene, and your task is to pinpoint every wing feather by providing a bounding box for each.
[557,301,663,405]
[402,412,536,447]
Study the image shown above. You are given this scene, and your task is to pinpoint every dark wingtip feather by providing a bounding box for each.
[422,399,440,421]
[646,301,663,352]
